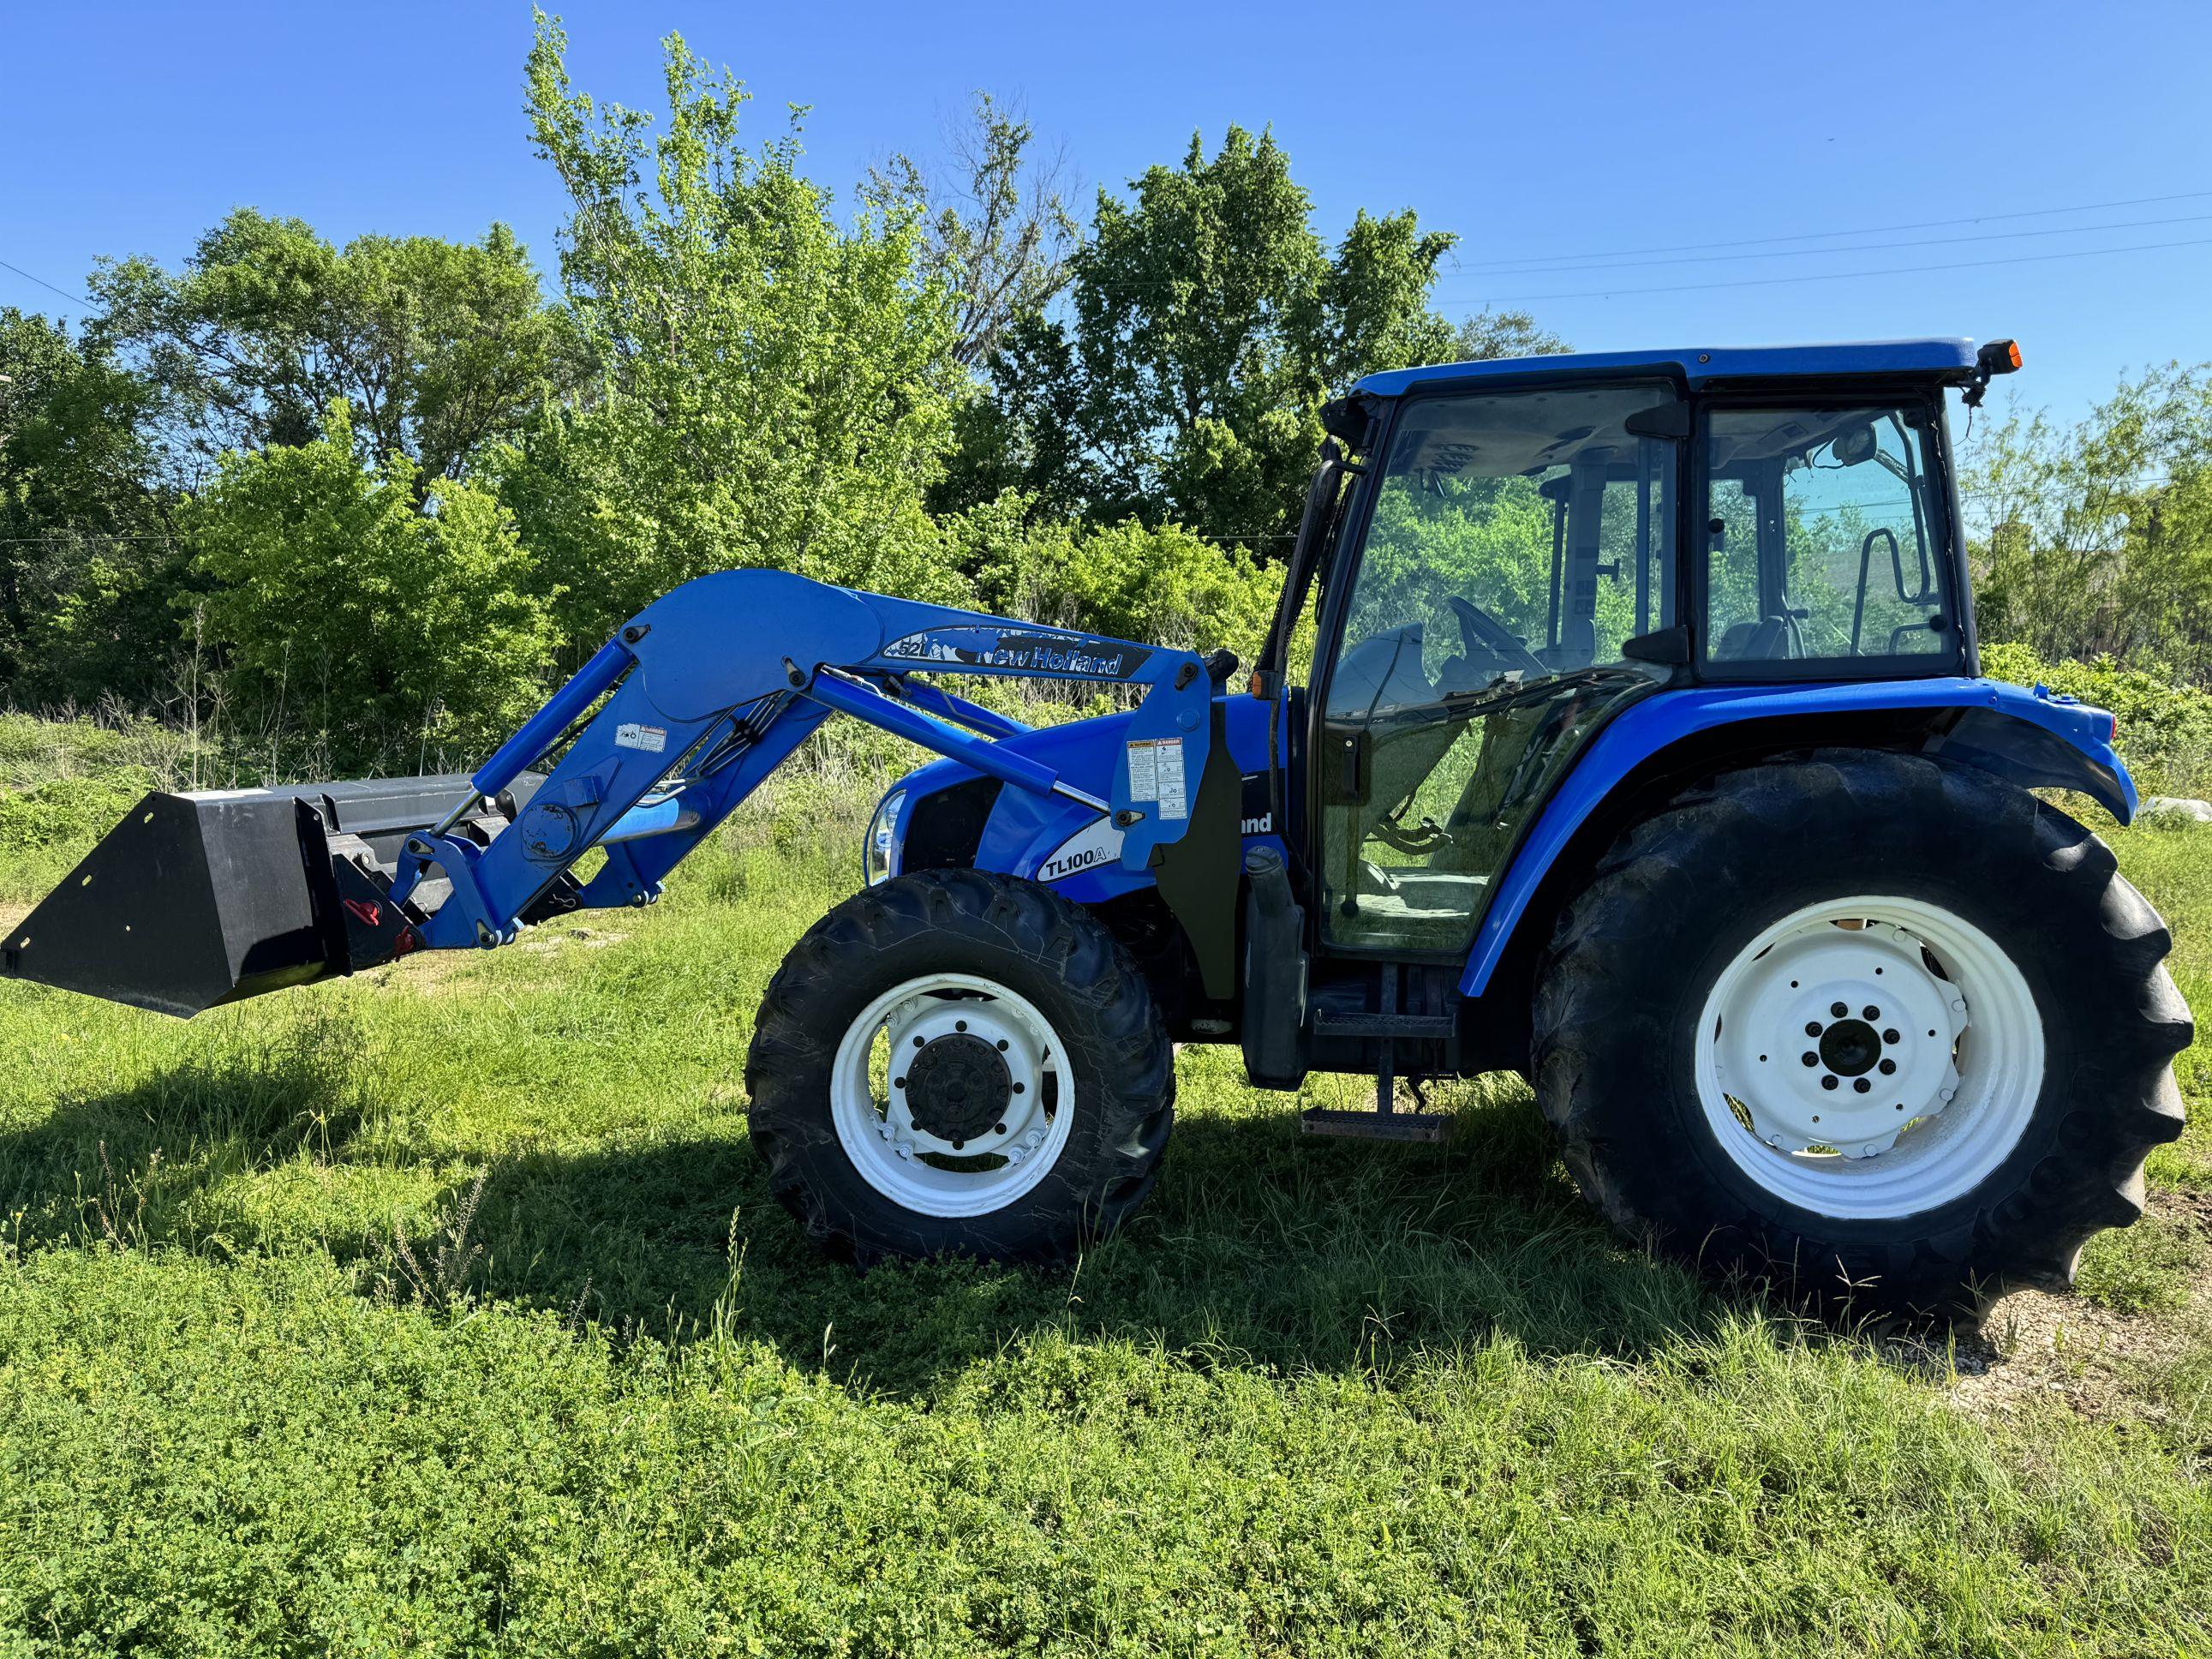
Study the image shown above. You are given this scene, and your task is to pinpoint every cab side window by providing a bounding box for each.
[1705,405,1953,666]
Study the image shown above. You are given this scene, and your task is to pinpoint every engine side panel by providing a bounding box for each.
[890,694,1283,901]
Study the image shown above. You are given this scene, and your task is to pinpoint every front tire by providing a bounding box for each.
[1533,749,2191,1321]
[747,870,1175,1263]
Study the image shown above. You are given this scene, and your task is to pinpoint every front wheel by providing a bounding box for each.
[747,870,1175,1263]
[1533,749,2191,1321]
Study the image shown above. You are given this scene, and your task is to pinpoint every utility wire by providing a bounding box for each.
[1437,212,2212,279]
[1450,189,2212,270]
[0,258,91,309]
[1483,235,2212,302]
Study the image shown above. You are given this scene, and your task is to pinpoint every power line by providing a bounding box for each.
[1448,189,2212,271]
[1483,235,2212,302]
[0,258,91,309]
[1433,211,2212,281]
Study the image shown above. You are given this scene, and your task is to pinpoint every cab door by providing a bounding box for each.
[1308,380,1683,956]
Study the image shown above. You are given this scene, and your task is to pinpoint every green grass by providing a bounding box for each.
[0,789,2209,1652]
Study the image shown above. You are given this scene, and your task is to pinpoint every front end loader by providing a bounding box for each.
[7,337,2191,1323]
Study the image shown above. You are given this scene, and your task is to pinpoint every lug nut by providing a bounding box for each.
[1821,1075,1839,1091]
[1882,1028,1899,1045]
[1805,1021,1821,1037]
[1853,1078,1871,1094]
[1878,1058,1897,1075]
[1802,1052,1818,1067]
[1831,1002,1848,1018]
[1863,1005,1880,1021]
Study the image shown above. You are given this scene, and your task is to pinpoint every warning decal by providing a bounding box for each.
[1124,736,1188,822]
[615,722,669,754]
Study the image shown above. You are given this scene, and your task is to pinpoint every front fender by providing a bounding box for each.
[1461,677,2133,997]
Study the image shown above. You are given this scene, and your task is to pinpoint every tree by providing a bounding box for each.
[512,12,966,649]
[1959,363,2212,681]
[873,92,1079,373]
[970,127,1457,550]
[1452,307,1568,362]
[89,210,574,486]
[185,404,555,764]
[0,308,179,704]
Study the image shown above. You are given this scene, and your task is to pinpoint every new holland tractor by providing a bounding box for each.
[5,338,2191,1321]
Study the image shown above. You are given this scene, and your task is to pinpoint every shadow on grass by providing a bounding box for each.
[450,1094,1725,1396]
[0,1046,1723,1396]
[0,1015,376,1254]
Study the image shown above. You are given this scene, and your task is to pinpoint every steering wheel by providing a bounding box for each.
[1445,595,1546,680]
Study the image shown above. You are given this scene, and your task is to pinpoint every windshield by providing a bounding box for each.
[1324,383,1678,711]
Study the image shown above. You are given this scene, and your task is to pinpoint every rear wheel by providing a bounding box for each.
[747,870,1175,1263]
[1533,749,2191,1322]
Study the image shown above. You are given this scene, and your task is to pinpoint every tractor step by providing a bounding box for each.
[1300,1106,1449,1143]
[1310,1009,1455,1039]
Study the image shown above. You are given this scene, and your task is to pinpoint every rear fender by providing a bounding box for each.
[1462,677,2133,998]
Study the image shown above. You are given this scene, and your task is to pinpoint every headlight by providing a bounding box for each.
[864,788,906,886]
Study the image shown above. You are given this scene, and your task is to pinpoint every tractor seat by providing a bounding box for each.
[1714,616,1789,661]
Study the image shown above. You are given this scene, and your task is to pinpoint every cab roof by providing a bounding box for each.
[1351,338,1981,399]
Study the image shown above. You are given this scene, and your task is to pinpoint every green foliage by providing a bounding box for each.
[513,12,966,648]
[0,308,179,705]
[185,404,556,764]
[973,126,1459,547]
[89,207,575,482]
[0,768,154,853]
[1961,363,2212,684]
[951,493,1279,660]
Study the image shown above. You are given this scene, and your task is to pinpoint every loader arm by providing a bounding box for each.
[2,570,1223,1015]
[393,569,1219,952]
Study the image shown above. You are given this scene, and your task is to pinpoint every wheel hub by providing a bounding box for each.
[904,1033,1013,1142]
[1816,1016,1882,1077]
[1711,916,1972,1161]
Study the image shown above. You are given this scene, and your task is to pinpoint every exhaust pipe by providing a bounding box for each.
[0,774,535,1017]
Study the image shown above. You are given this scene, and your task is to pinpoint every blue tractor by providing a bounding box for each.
[7,338,2191,1321]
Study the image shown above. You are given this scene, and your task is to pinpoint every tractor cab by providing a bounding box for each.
[1271,344,1990,956]
[1241,338,2024,1127]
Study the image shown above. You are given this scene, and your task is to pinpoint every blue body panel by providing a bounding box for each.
[890,675,2131,1005]
[889,694,1281,904]
[1352,338,1980,399]
[1456,677,2132,997]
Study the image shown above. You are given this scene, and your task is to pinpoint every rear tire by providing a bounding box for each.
[747,869,1175,1263]
[1532,749,2191,1323]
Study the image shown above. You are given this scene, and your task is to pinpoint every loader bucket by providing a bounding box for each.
[0,774,521,1018]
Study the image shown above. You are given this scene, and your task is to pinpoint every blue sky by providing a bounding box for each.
[3,0,2207,426]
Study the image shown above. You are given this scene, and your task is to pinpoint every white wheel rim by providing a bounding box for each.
[830,972,1075,1219]
[1694,895,2044,1219]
